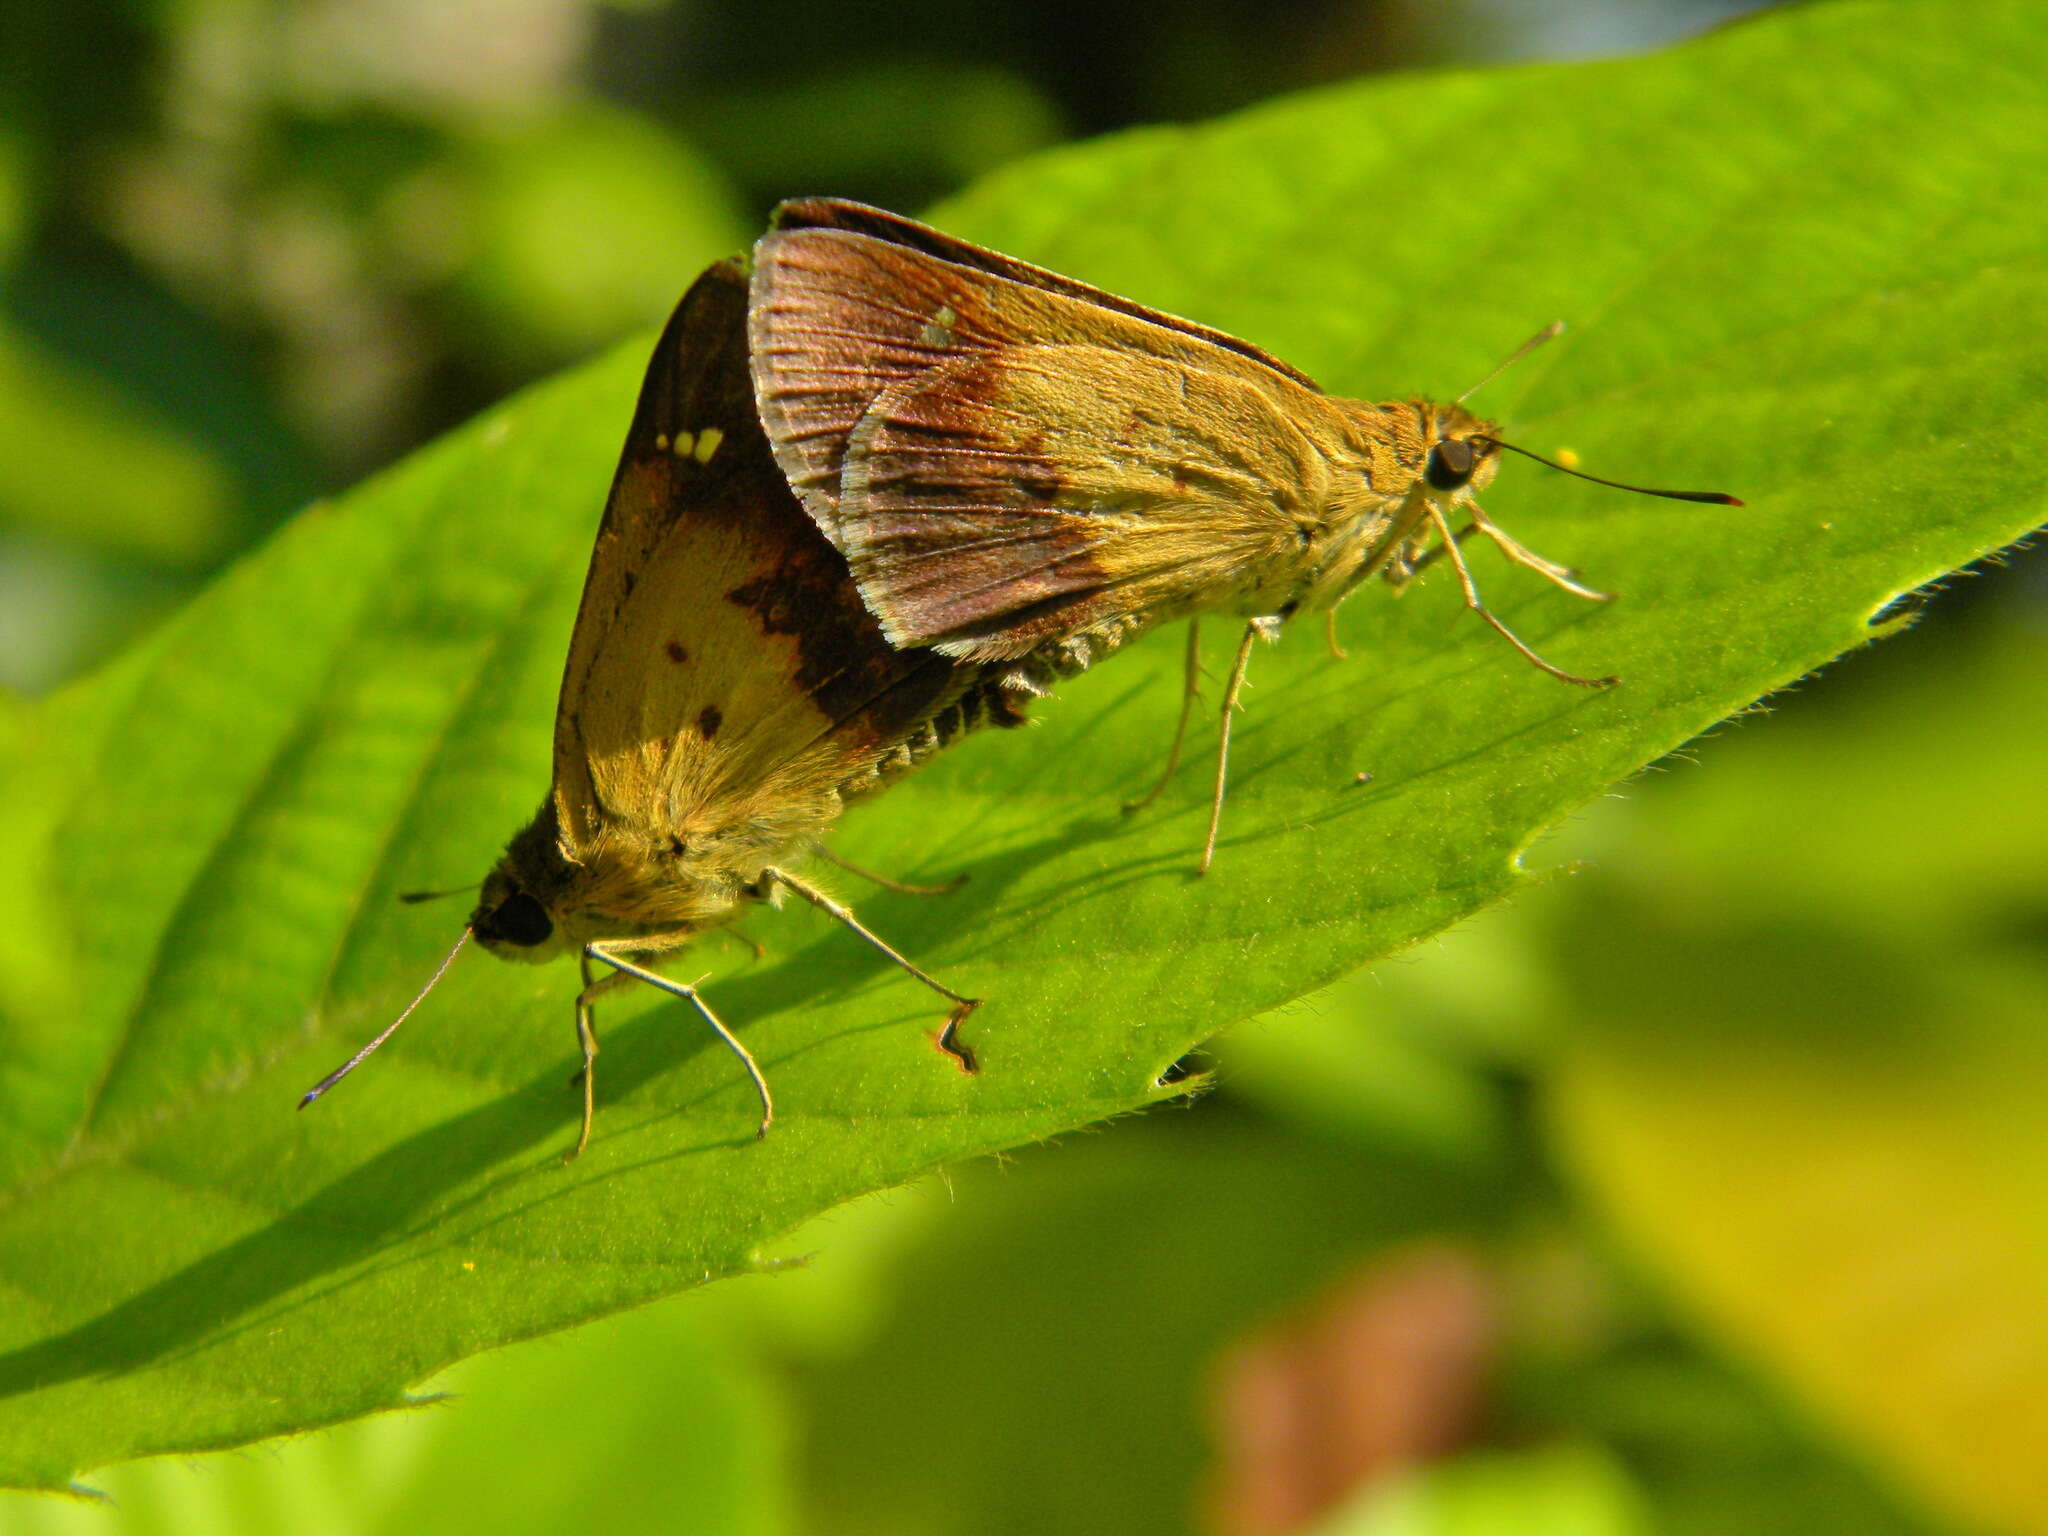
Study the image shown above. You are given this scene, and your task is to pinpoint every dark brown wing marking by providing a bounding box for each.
[548,258,997,853]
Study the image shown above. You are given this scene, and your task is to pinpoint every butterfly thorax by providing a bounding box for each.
[1279,396,1500,612]
[1333,394,1497,490]
[470,798,761,965]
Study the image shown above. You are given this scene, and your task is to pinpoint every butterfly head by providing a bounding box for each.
[1416,402,1502,501]
[470,866,569,963]
[468,804,581,963]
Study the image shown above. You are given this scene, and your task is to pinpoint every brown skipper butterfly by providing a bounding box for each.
[748,199,1736,871]
[302,257,1017,1158]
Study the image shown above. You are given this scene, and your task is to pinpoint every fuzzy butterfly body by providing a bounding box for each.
[747,199,1734,871]
[306,255,1014,1156]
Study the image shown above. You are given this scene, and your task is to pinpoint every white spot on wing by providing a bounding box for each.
[918,305,957,349]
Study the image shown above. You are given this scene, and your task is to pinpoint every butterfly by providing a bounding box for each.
[303,255,1020,1158]
[747,198,1735,871]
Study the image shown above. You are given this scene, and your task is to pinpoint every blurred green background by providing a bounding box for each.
[5,0,2045,1532]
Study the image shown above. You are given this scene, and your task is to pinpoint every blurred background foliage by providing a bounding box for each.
[4,0,2045,1532]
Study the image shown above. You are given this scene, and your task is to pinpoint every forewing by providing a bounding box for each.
[551,259,972,852]
[749,201,1320,538]
[765,199,1318,384]
[836,343,1333,657]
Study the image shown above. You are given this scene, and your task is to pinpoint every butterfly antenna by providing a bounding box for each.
[1457,321,1565,404]
[1477,437,1743,505]
[299,928,472,1108]
[398,884,478,905]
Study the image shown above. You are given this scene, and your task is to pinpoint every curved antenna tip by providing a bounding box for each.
[298,928,473,1110]
[1479,437,1741,507]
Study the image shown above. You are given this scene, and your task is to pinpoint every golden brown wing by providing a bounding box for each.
[748,199,1320,535]
[549,258,977,856]
[833,342,1339,658]
[761,198,1317,382]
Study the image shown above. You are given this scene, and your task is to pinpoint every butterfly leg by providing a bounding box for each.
[1381,522,1476,592]
[1198,617,1280,876]
[811,843,967,896]
[758,866,981,1069]
[584,937,774,1144]
[1461,499,1611,601]
[567,947,618,1160]
[712,925,768,963]
[1123,618,1204,815]
[1422,503,1616,688]
[1322,609,1348,661]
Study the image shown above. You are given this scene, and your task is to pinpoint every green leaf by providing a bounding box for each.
[1321,1443,1650,1536]
[0,1299,789,1536]
[793,1116,1494,1536]
[1543,621,2048,1536]
[1,0,2041,1488]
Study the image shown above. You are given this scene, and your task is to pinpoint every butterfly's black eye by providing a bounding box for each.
[480,891,553,948]
[1426,439,1478,491]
